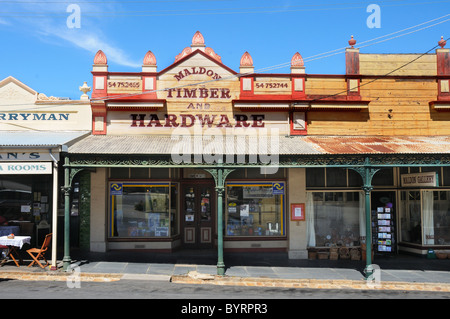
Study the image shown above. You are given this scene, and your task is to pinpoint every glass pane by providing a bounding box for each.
[312,192,360,247]
[432,191,450,245]
[110,183,171,238]
[306,168,325,187]
[326,168,347,187]
[200,187,212,221]
[184,187,195,223]
[372,168,394,186]
[399,191,421,244]
[226,183,285,237]
[171,184,178,236]
[110,168,129,179]
[130,168,149,179]
[0,176,33,221]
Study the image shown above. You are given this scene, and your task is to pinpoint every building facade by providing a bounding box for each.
[0,76,91,269]
[65,32,450,274]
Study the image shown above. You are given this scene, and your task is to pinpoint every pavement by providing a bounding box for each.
[1,249,450,292]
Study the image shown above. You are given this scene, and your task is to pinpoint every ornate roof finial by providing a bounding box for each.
[438,36,447,49]
[93,50,107,65]
[291,52,304,67]
[192,31,205,47]
[79,81,91,100]
[348,35,356,48]
[143,50,157,66]
[240,51,253,67]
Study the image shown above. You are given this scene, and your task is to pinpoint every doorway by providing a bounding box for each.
[371,191,397,254]
[181,183,215,248]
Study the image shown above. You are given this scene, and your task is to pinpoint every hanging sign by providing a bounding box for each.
[401,172,438,187]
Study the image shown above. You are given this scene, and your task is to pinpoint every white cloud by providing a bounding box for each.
[2,2,140,68]
[49,27,141,68]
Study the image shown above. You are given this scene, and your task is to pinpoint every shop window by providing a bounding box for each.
[306,191,362,247]
[225,182,285,237]
[399,190,450,246]
[0,175,52,223]
[399,191,421,244]
[109,182,178,238]
[433,191,450,245]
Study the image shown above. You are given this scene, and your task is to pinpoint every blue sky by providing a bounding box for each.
[0,0,449,100]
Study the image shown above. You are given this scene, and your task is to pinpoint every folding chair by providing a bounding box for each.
[27,233,52,268]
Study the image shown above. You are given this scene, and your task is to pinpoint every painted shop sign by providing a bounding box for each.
[401,172,438,187]
[0,162,52,175]
[173,67,222,81]
[107,79,141,93]
[0,152,59,161]
[0,113,71,121]
[130,113,265,128]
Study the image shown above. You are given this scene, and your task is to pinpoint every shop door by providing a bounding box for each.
[182,183,215,248]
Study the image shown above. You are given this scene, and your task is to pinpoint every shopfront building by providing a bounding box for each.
[65,32,450,274]
[0,76,91,269]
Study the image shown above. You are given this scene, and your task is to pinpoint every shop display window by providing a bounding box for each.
[109,182,178,238]
[400,190,450,245]
[225,182,285,237]
[307,191,362,247]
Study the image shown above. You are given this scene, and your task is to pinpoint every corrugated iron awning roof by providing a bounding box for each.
[304,136,450,154]
[0,131,90,148]
[67,135,450,156]
[67,134,322,155]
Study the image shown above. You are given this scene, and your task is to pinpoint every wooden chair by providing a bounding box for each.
[27,233,52,268]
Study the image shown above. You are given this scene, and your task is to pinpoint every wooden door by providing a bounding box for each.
[182,183,215,248]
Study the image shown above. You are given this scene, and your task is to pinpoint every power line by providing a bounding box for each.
[0,15,448,110]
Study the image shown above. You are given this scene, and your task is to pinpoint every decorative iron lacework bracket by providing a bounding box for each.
[349,166,381,194]
[204,167,236,192]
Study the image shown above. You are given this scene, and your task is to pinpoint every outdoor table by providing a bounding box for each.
[0,236,31,267]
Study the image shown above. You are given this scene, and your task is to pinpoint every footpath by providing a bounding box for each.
[1,250,449,292]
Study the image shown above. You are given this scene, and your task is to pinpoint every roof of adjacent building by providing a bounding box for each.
[0,131,90,148]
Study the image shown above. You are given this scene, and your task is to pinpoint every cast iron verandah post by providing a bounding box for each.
[349,158,380,280]
[205,165,234,276]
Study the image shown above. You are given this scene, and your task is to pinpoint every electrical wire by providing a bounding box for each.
[0,14,448,110]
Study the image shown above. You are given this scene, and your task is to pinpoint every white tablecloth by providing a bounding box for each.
[0,236,31,249]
